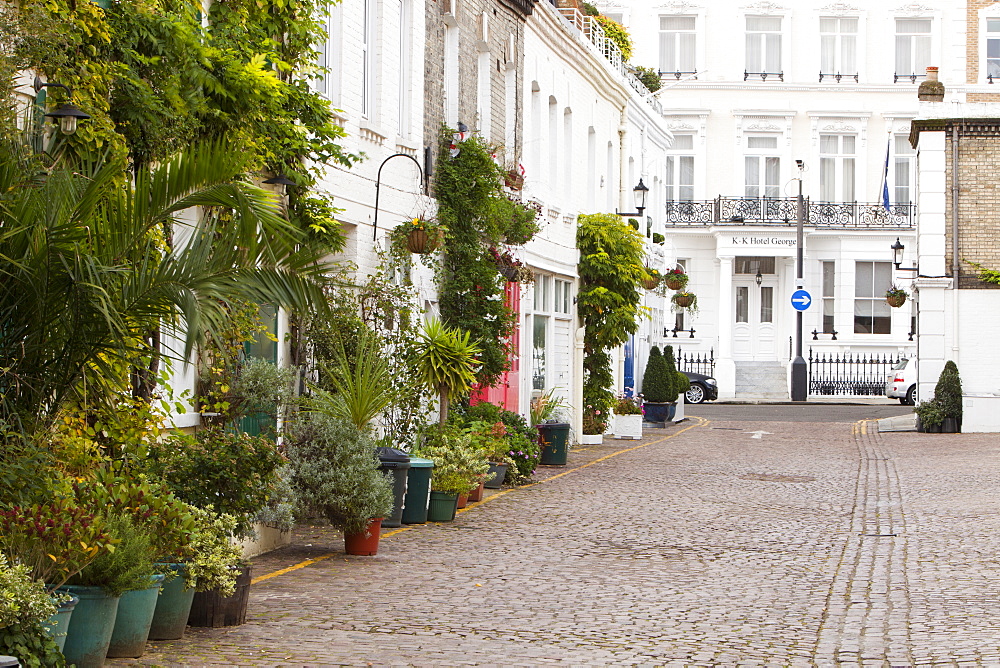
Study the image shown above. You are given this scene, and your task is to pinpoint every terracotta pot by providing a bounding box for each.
[467,479,486,502]
[886,293,906,308]
[456,492,469,509]
[406,228,443,254]
[343,518,383,556]
[665,277,686,290]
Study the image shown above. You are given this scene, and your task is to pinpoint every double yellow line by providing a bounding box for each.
[252,416,707,585]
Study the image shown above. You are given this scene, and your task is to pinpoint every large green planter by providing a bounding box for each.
[57,584,121,668]
[106,574,164,658]
[148,565,195,641]
[427,491,458,522]
[44,593,79,653]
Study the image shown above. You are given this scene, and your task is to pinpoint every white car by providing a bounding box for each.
[885,358,917,405]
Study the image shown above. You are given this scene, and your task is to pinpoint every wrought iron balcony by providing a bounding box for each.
[819,72,859,83]
[893,72,926,83]
[744,70,784,81]
[664,197,915,229]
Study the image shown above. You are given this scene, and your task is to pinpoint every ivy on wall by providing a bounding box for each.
[432,128,540,388]
[0,0,356,246]
[576,212,647,417]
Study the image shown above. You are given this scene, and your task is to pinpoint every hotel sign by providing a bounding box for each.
[718,234,799,256]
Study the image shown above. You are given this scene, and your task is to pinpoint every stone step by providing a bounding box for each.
[735,361,788,398]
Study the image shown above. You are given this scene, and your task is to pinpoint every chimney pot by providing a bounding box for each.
[918,66,945,102]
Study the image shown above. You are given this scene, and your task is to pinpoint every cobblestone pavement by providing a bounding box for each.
[108,414,1000,666]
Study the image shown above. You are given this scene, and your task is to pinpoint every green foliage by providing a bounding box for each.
[933,360,963,421]
[433,129,540,386]
[614,394,642,415]
[413,426,489,495]
[632,66,662,93]
[671,291,699,314]
[148,427,283,540]
[232,358,297,427]
[965,259,1000,285]
[286,414,394,536]
[641,346,676,403]
[0,554,57,629]
[594,15,633,61]
[308,327,394,432]
[181,506,244,595]
[253,465,299,533]
[675,371,690,400]
[414,318,482,425]
[915,399,944,430]
[65,513,156,597]
[582,2,600,16]
[450,402,539,484]
[529,388,568,427]
[0,620,65,668]
[652,232,665,245]
[577,213,648,418]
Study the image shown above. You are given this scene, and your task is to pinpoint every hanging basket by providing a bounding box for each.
[498,264,520,281]
[641,276,660,290]
[504,170,524,190]
[665,277,686,290]
[406,228,443,254]
[673,293,694,308]
[886,293,907,308]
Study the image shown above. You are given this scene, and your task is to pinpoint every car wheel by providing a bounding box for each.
[686,383,706,404]
[905,384,917,406]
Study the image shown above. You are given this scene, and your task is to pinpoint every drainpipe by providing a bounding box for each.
[951,126,960,365]
[618,106,628,213]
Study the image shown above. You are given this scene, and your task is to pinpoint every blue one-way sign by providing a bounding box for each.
[791,289,811,311]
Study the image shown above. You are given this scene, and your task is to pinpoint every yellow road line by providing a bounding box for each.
[251,417,708,585]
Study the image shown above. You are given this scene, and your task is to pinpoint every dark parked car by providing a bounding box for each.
[683,370,718,404]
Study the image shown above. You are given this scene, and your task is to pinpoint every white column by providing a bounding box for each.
[716,255,736,398]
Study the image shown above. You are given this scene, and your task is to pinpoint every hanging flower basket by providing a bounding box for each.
[499,264,520,281]
[641,267,661,291]
[885,286,908,308]
[664,267,689,291]
[671,291,698,313]
[504,169,524,191]
[406,228,442,254]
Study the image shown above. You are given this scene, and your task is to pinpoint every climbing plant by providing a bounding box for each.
[576,213,647,418]
[0,0,356,246]
[432,127,540,388]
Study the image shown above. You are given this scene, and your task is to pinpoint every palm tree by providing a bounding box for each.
[413,318,481,426]
[0,140,333,431]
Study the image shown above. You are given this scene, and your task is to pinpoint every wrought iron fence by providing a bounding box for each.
[664,197,915,229]
[675,348,715,377]
[807,348,903,396]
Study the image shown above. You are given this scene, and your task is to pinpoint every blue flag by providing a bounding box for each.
[881,140,891,213]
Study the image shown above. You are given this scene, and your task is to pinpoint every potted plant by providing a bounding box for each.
[641,267,662,291]
[886,284,909,308]
[286,413,394,555]
[652,232,665,245]
[504,167,525,190]
[641,346,680,422]
[671,291,698,313]
[934,360,963,433]
[466,420,513,490]
[613,394,643,440]
[0,554,65,666]
[489,246,533,283]
[397,216,446,254]
[915,399,944,433]
[581,405,606,444]
[413,426,488,520]
[664,266,689,290]
[456,401,541,486]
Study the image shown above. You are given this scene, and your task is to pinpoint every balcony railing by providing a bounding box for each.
[819,72,859,83]
[893,72,926,83]
[664,197,915,229]
[744,70,784,81]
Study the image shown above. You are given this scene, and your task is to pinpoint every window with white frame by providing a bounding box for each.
[554,279,572,316]
[986,18,1000,82]
[893,134,915,205]
[659,16,696,75]
[477,49,491,138]
[820,17,857,81]
[822,261,835,333]
[531,275,551,390]
[819,134,856,202]
[444,24,459,126]
[397,0,411,136]
[894,18,931,82]
[665,134,694,203]
[744,135,780,198]
[362,0,377,118]
[854,261,892,334]
[673,259,687,333]
[745,16,782,78]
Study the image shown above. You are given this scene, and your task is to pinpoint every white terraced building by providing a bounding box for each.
[589,0,1000,400]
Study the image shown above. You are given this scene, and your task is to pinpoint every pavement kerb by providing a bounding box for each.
[251,416,710,586]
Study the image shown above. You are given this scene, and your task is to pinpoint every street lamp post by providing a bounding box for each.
[790,161,807,401]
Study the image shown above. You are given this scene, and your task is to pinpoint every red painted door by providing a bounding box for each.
[470,282,520,411]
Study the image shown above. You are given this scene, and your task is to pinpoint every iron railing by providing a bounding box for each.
[676,348,715,377]
[744,71,784,81]
[819,72,859,83]
[807,348,903,396]
[664,197,915,229]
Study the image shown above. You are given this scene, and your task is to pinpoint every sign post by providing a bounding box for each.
[790,166,808,401]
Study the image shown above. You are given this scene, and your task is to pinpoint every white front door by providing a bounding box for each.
[733,277,778,359]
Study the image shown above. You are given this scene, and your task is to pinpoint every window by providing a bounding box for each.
[531,276,552,390]
[659,16,696,75]
[819,134,856,202]
[554,279,572,315]
[746,16,782,78]
[444,24,459,125]
[745,136,779,198]
[988,19,1000,82]
[397,0,411,135]
[893,134,915,204]
[854,261,892,334]
[673,259,687,332]
[822,261,835,333]
[477,50,491,138]
[362,0,377,118]
[736,285,749,323]
[665,134,694,203]
[760,286,773,323]
[895,19,931,82]
[820,17,857,81]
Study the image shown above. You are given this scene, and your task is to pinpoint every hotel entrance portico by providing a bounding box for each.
[732,256,778,361]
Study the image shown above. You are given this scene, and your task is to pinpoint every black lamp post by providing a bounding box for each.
[33,77,90,135]
[891,237,918,272]
[616,178,649,218]
[790,160,807,402]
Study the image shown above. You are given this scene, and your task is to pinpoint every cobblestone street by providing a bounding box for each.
[110,412,1000,666]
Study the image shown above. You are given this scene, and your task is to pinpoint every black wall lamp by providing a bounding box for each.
[33,77,90,135]
[891,237,918,273]
[615,178,649,218]
[755,268,763,286]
